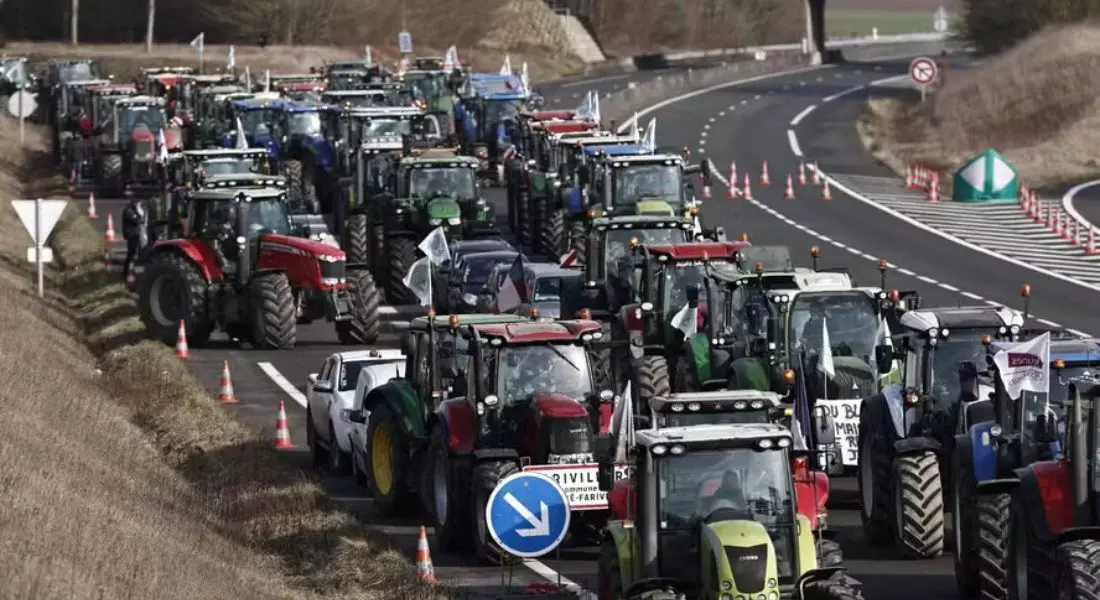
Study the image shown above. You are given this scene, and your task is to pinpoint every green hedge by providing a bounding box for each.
[962,0,1100,53]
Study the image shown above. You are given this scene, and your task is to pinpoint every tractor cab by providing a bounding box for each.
[598,423,858,600]
[327,106,439,150]
[583,148,709,221]
[138,67,195,117]
[40,59,104,122]
[396,150,490,235]
[57,78,111,125]
[93,95,177,194]
[327,68,371,91]
[321,89,391,108]
[221,95,282,155]
[158,149,276,237]
[85,83,138,131]
[579,215,698,294]
[456,73,528,182]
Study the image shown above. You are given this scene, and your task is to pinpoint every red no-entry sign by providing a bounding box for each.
[910,57,938,86]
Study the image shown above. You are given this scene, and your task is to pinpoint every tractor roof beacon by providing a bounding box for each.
[137,186,381,349]
[856,285,1038,561]
[597,422,865,600]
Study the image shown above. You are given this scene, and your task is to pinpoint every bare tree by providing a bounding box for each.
[145,0,155,52]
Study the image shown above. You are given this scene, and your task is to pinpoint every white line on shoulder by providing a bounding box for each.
[258,362,308,408]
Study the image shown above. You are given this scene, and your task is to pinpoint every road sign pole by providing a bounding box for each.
[35,198,43,297]
[19,86,25,144]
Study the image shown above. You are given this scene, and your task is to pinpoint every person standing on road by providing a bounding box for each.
[121,197,148,281]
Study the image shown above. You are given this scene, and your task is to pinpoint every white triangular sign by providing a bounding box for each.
[959,157,984,190]
[12,199,68,245]
[991,155,1014,192]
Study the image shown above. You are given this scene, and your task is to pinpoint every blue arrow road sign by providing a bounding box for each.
[486,472,571,558]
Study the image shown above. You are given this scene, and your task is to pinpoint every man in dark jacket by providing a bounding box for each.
[121,197,148,281]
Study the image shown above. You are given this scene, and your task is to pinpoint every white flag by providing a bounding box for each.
[993,332,1051,398]
[520,62,529,92]
[155,128,169,164]
[234,117,248,149]
[418,226,451,266]
[443,45,458,71]
[641,118,656,152]
[592,92,601,124]
[264,69,271,93]
[670,302,698,337]
[499,54,512,75]
[244,66,252,90]
[190,33,205,54]
[612,382,635,463]
[818,318,835,378]
[401,257,433,307]
[364,45,373,67]
[227,45,236,69]
[629,112,640,141]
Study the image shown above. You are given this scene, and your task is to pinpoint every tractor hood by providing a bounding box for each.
[426,197,461,220]
[259,233,345,261]
[702,520,781,597]
[131,126,155,143]
[634,198,675,216]
[163,127,183,150]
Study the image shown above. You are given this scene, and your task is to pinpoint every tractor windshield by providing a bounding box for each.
[789,291,879,397]
[201,159,258,176]
[287,111,322,136]
[406,74,445,99]
[58,62,96,83]
[363,118,411,138]
[601,228,683,276]
[656,447,795,580]
[245,199,292,237]
[485,99,521,125]
[927,330,999,402]
[496,343,592,406]
[614,164,682,209]
[239,108,274,133]
[120,106,165,137]
[660,262,741,330]
[410,167,477,200]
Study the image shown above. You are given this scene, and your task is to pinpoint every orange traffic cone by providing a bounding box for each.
[217,360,238,404]
[742,173,753,199]
[760,161,771,185]
[784,175,796,200]
[798,162,807,186]
[811,163,822,186]
[905,164,915,189]
[1087,227,1097,255]
[175,320,190,359]
[416,526,437,583]
[926,173,940,202]
[87,193,98,219]
[273,401,293,448]
[822,178,832,201]
[729,160,738,185]
[105,213,117,242]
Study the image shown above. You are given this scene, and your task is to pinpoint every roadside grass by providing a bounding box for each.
[827,9,937,37]
[857,23,1100,193]
[0,117,451,599]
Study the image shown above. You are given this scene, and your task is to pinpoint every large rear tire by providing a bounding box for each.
[100,153,123,196]
[953,446,980,597]
[569,219,586,264]
[138,251,213,345]
[428,427,470,552]
[342,213,370,265]
[473,460,520,564]
[366,403,408,517]
[637,355,670,412]
[386,235,417,305]
[857,400,895,546]
[249,272,296,349]
[336,268,381,344]
[597,539,623,600]
[541,206,565,259]
[893,451,945,558]
[1052,540,1100,599]
[976,493,1011,600]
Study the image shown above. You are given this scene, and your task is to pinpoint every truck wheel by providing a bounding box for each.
[952,446,979,597]
[342,213,370,265]
[975,493,1011,600]
[329,424,353,475]
[638,355,670,411]
[139,251,213,345]
[799,573,866,600]
[428,427,469,552]
[893,451,945,558]
[473,460,520,564]
[816,537,843,568]
[858,400,895,546]
[336,269,381,344]
[249,272,296,349]
[1052,540,1100,598]
[366,403,408,517]
[597,539,623,600]
[386,236,417,305]
[101,153,123,196]
[541,206,565,258]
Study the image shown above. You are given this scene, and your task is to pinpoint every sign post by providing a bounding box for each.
[12,199,68,297]
[909,56,938,103]
[486,471,571,559]
[934,6,949,33]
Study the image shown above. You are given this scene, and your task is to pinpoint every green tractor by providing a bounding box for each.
[597,422,865,600]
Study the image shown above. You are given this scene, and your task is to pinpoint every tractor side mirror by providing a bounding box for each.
[348,409,367,424]
[811,405,836,446]
[874,344,893,375]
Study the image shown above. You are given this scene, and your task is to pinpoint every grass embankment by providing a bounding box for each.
[857,24,1100,192]
[0,118,445,598]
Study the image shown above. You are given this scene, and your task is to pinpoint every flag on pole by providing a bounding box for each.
[364,45,373,67]
[443,45,459,71]
[819,318,835,379]
[629,112,640,141]
[520,62,529,92]
[264,70,271,93]
[993,331,1051,398]
[402,257,433,307]
[227,45,236,69]
[234,117,249,149]
[244,66,252,90]
[155,128,169,164]
[641,118,656,152]
[495,254,528,313]
[418,226,451,266]
[190,33,205,55]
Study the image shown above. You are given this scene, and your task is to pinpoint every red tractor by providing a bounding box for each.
[137,184,381,348]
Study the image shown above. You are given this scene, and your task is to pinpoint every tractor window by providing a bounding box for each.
[485,100,521,126]
[288,111,322,136]
[495,344,592,406]
[121,106,165,137]
[58,62,96,83]
[660,264,708,320]
[239,108,273,133]
[601,228,682,278]
[533,276,562,302]
[363,118,411,138]
[410,167,477,200]
[788,292,879,396]
[927,330,995,406]
[201,159,257,176]
[245,200,291,237]
[613,164,681,208]
[656,447,795,580]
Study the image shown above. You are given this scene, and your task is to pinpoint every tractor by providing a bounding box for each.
[398,65,459,135]
[51,77,110,171]
[338,135,405,268]
[951,332,1078,599]
[157,151,279,239]
[91,95,181,195]
[596,422,865,600]
[190,86,249,148]
[361,317,616,561]
[218,94,281,155]
[999,374,1100,599]
[857,286,1038,560]
[37,58,103,136]
[454,72,528,186]
[137,183,381,348]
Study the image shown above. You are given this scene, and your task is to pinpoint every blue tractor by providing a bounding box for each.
[454,72,528,186]
[952,332,1099,599]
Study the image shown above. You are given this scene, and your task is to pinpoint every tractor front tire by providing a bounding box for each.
[799,573,866,600]
[816,537,844,568]
[100,153,123,196]
[569,219,586,263]
[386,236,418,305]
[283,160,305,210]
[473,460,520,564]
[857,400,895,546]
[139,251,213,345]
[342,213,370,265]
[952,447,979,597]
[366,403,409,517]
[249,272,296,349]
[975,493,1011,600]
[336,269,381,344]
[1053,540,1100,599]
[541,207,565,259]
[893,451,945,558]
[638,355,671,411]
[428,427,470,552]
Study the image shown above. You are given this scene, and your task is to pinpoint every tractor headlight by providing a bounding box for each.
[484,394,499,407]
[768,579,777,588]
[651,444,667,455]
[928,328,938,339]
[751,399,764,409]
[769,593,780,600]
[687,402,701,411]
[429,218,442,226]
[757,439,774,449]
[721,595,733,600]
[721,581,732,591]
[448,216,461,226]
[990,424,1002,437]
[734,400,748,410]
[1010,324,1020,335]
[777,437,791,448]
[671,403,685,412]
[669,444,685,455]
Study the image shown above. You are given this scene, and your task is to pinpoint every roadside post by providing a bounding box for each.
[8,86,37,144]
[486,472,571,592]
[11,199,68,297]
[909,56,938,103]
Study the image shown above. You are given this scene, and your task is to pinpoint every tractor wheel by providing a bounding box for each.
[386,236,417,306]
[597,538,623,600]
[533,196,549,256]
[517,189,531,251]
[342,213,370,265]
[336,269,381,345]
[100,153,123,196]
[952,446,980,597]
[975,492,1011,600]
[541,207,566,259]
[638,355,670,412]
[428,426,470,552]
[366,403,409,517]
[1052,540,1100,599]
[857,401,895,546]
[893,451,945,558]
[1008,504,1055,600]
[283,160,305,210]
[248,271,296,349]
[816,537,843,568]
[473,460,520,564]
[799,573,866,600]
[138,251,213,345]
[569,219,586,263]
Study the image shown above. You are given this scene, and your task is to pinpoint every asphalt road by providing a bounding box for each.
[1066,181,1100,231]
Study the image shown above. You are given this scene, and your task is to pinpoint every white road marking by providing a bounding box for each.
[523,559,597,600]
[559,72,632,88]
[258,361,308,408]
[1062,179,1100,232]
[790,104,816,126]
[823,85,864,102]
[787,130,802,157]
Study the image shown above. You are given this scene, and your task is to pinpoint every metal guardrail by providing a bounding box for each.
[660,31,950,62]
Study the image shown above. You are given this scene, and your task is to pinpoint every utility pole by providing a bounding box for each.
[145,0,155,53]
[804,0,822,65]
[70,0,79,45]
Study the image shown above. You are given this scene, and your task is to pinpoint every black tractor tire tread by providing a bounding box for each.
[365,403,409,517]
[386,236,418,306]
[799,573,866,600]
[343,213,370,266]
[816,537,844,568]
[250,272,296,349]
[1054,540,1100,599]
[638,355,671,407]
[428,428,469,552]
[284,160,304,206]
[569,220,586,264]
[895,451,945,558]
[101,153,123,195]
[953,447,979,597]
[138,251,213,345]
[858,402,895,546]
[541,207,565,259]
[517,190,531,250]
[976,493,1011,600]
[337,269,381,345]
[474,460,520,564]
